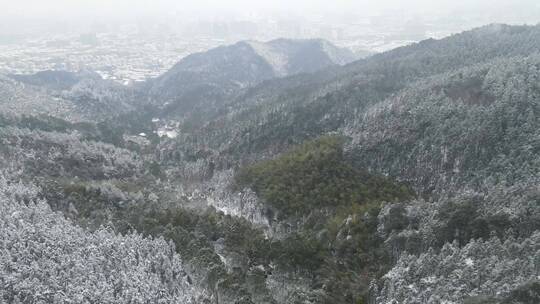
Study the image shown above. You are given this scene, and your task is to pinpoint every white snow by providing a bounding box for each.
[247,41,289,77]
[157,128,178,139]
[216,252,227,265]
[421,276,437,284]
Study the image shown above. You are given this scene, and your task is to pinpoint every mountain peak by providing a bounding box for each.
[147,38,359,116]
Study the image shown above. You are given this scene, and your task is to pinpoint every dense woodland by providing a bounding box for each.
[1,25,539,303]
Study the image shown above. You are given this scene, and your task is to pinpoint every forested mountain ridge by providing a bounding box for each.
[166,24,540,158]
[0,70,136,122]
[1,25,540,304]
[144,38,359,124]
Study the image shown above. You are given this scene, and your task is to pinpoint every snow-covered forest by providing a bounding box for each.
[1,24,540,303]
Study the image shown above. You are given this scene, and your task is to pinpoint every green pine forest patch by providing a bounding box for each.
[235,135,414,219]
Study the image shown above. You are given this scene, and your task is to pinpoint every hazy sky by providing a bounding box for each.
[2,0,539,16]
[1,0,539,35]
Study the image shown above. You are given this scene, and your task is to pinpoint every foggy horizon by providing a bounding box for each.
[1,0,540,37]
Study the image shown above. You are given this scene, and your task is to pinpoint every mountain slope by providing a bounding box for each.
[146,38,357,122]
[148,24,540,303]
[9,69,101,91]
[0,74,82,121]
[163,24,540,159]
[2,24,540,304]
[248,38,357,76]
[0,175,202,303]
[0,71,135,122]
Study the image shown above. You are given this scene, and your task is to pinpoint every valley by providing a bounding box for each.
[1,24,540,304]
